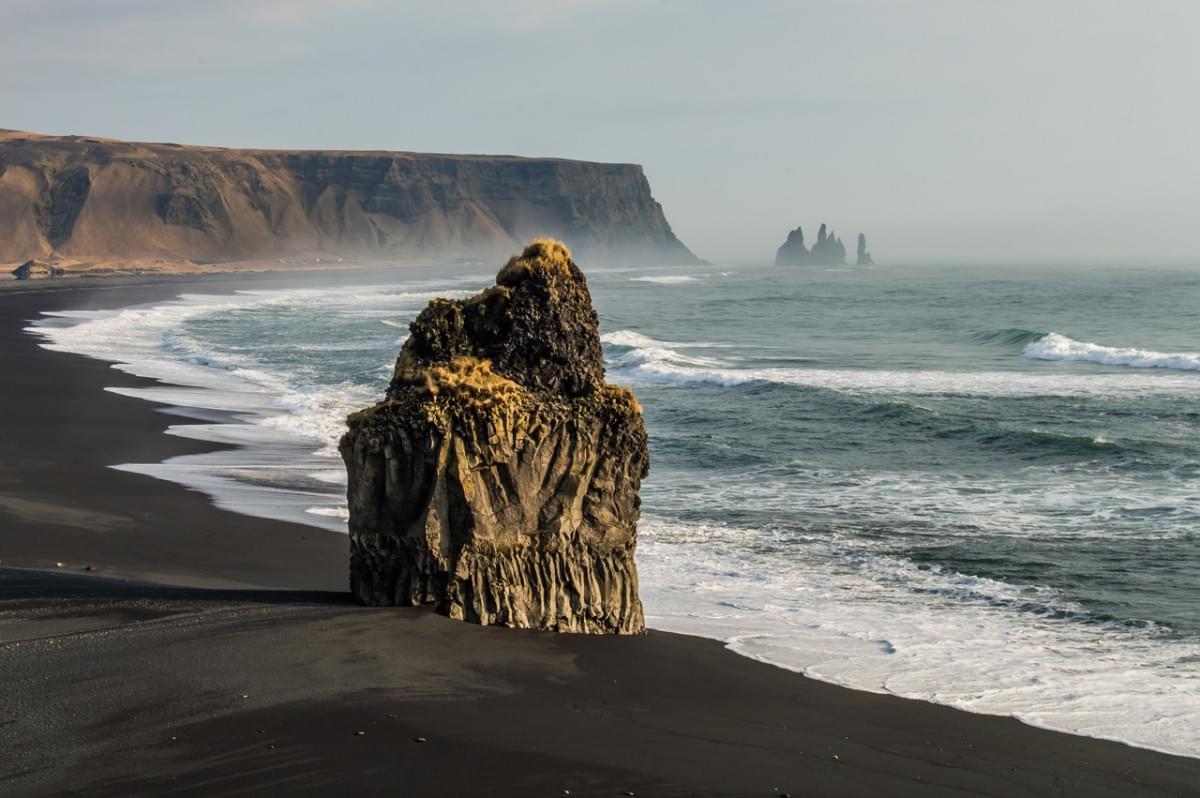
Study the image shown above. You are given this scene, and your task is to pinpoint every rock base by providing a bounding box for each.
[350,537,643,634]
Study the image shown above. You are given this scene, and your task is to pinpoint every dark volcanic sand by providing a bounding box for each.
[0,276,1197,797]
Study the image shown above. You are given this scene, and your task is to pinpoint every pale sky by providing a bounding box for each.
[4,0,1198,262]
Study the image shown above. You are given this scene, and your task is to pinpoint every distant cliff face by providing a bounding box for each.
[0,130,698,266]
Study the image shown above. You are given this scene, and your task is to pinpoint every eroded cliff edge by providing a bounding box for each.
[0,129,698,268]
[339,240,648,633]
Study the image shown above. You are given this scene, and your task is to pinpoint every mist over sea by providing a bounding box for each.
[31,260,1200,757]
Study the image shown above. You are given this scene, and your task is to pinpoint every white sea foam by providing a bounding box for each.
[601,329,727,349]
[637,516,1200,758]
[646,465,1200,545]
[629,274,698,284]
[28,282,1200,760]
[604,334,1199,397]
[306,505,350,521]
[1024,332,1200,371]
[25,286,413,534]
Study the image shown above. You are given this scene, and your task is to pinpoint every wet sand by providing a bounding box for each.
[1,276,1197,797]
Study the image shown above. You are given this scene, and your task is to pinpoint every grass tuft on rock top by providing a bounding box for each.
[497,238,575,286]
[404,355,526,411]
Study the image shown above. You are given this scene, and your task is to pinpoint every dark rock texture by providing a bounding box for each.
[340,240,648,633]
[775,222,853,266]
[0,129,698,266]
[856,233,873,266]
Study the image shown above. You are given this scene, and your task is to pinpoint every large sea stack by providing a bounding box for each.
[775,222,847,266]
[340,240,648,634]
[775,226,809,265]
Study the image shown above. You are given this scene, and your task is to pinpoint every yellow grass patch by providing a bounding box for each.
[602,383,643,416]
[497,239,574,285]
[399,356,526,415]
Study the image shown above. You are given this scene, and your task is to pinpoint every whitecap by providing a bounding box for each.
[637,516,1200,758]
[610,359,1199,397]
[1024,332,1200,372]
[629,275,698,284]
[601,329,729,349]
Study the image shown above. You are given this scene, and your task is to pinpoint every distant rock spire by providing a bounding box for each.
[774,225,809,265]
[856,233,873,266]
[809,222,844,265]
[776,222,874,267]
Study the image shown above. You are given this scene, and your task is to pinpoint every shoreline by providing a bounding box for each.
[1,254,444,286]
[2,275,1199,796]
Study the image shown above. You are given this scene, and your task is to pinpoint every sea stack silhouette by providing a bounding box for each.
[775,223,847,265]
[776,223,875,266]
[340,240,648,634]
[856,233,873,266]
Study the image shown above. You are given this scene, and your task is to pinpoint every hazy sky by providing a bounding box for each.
[4,1,1198,262]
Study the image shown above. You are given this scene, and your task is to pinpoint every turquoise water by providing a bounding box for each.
[32,260,1200,756]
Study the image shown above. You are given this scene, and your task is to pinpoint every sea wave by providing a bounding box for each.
[26,288,394,533]
[860,399,938,421]
[972,328,1047,347]
[637,516,1200,758]
[1024,332,1200,371]
[605,341,726,370]
[629,274,699,284]
[605,330,1199,397]
[601,329,727,349]
[978,429,1127,458]
[27,276,1200,760]
[609,357,1197,397]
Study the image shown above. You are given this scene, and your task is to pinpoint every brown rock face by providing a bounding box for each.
[340,240,648,633]
[0,129,699,267]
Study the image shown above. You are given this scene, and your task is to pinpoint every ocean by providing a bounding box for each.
[30,260,1200,758]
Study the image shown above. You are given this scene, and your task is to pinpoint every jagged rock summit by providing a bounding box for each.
[775,226,809,265]
[775,223,877,266]
[340,240,649,634]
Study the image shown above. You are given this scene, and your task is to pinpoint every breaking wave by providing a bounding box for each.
[638,516,1200,757]
[1024,333,1200,372]
[602,330,1198,397]
[629,274,699,284]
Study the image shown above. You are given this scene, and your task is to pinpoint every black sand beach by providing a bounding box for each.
[1,276,1198,797]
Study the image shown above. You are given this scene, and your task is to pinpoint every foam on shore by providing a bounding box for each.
[26,275,1200,760]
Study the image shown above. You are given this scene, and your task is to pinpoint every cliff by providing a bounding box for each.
[0,129,698,269]
[339,240,648,633]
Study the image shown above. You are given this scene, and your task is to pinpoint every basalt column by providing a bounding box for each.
[340,240,648,633]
